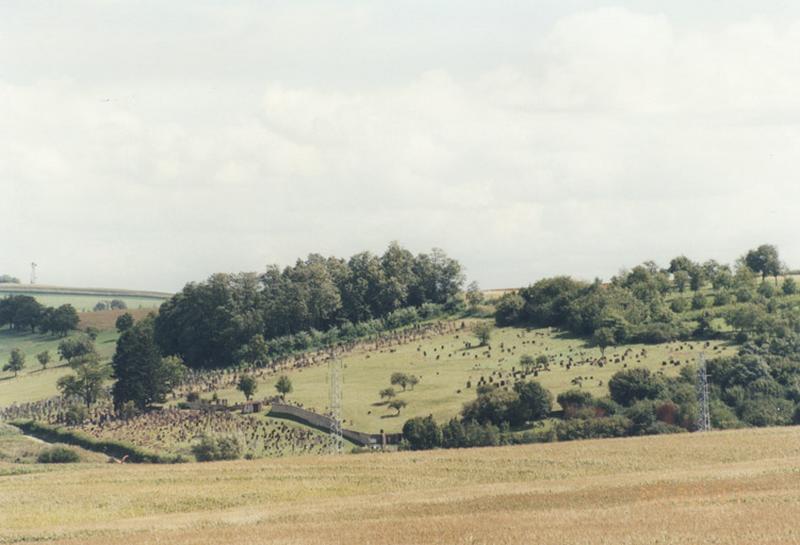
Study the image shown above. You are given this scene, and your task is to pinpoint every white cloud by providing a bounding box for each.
[0,4,798,290]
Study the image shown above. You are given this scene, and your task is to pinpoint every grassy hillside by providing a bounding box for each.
[0,329,119,407]
[0,422,105,464]
[211,322,734,433]
[1,426,798,544]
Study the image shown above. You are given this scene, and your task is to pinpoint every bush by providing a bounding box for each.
[191,434,242,461]
[64,405,88,425]
[608,368,664,406]
[713,290,733,306]
[554,416,631,441]
[782,277,798,296]
[402,416,442,450]
[670,298,689,313]
[739,397,795,427]
[691,293,708,310]
[37,446,80,464]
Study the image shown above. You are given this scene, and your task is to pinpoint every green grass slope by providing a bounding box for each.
[212,322,735,433]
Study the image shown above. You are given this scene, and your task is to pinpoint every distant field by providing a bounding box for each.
[0,329,119,407]
[1,426,799,544]
[0,284,169,311]
[213,322,736,433]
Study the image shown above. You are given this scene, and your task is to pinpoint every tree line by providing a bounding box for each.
[494,244,794,347]
[155,243,465,369]
[0,295,80,336]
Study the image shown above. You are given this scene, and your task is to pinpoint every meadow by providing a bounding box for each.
[0,328,119,407]
[0,285,167,311]
[213,322,735,433]
[1,426,799,544]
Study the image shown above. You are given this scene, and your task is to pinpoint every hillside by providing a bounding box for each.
[210,321,735,433]
[1,426,798,544]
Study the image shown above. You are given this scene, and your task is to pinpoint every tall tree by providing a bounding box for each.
[744,244,782,284]
[112,319,187,409]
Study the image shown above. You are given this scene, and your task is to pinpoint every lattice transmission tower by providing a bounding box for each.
[696,352,711,432]
[327,350,344,454]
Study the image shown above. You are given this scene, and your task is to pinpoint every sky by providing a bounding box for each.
[1,1,799,292]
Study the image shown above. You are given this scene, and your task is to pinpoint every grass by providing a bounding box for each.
[0,426,799,544]
[211,322,736,433]
[0,422,105,464]
[0,328,119,407]
[0,285,167,311]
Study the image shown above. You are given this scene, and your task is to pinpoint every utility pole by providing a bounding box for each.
[696,352,711,432]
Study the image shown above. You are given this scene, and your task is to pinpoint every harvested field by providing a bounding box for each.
[1,426,799,544]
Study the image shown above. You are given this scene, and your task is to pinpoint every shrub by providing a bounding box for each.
[191,434,242,461]
[739,397,795,427]
[554,416,631,441]
[37,446,80,464]
[670,298,689,313]
[64,405,88,425]
[402,416,442,450]
[608,368,665,406]
[713,290,733,306]
[691,293,708,310]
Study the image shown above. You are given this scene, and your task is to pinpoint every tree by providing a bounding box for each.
[511,381,552,424]
[672,270,689,292]
[407,375,419,390]
[608,368,665,406]
[237,374,258,400]
[465,281,484,309]
[402,415,442,450]
[58,336,95,363]
[85,326,99,341]
[57,353,111,408]
[111,319,187,410]
[379,387,396,401]
[36,350,51,370]
[275,375,293,398]
[471,321,493,346]
[115,312,134,333]
[494,293,524,326]
[3,348,25,377]
[592,327,615,356]
[46,305,79,336]
[390,372,411,391]
[744,244,781,284]
[388,399,407,415]
[461,388,519,426]
[110,299,127,310]
[782,277,798,295]
[519,354,535,368]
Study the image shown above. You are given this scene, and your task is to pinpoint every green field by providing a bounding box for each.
[0,284,169,311]
[1,426,798,545]
[0,328,119,407]
[212,322,736,433]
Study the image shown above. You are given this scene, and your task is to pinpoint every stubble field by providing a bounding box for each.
[1,426,799,544]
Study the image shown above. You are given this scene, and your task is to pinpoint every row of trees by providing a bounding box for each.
[495,244,792,346]
[0,295,80,336]
[155,243,465,368]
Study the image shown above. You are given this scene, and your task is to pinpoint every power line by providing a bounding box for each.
[696,352,711,432]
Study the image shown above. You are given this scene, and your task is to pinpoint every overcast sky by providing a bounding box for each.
[1,1,799,292]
